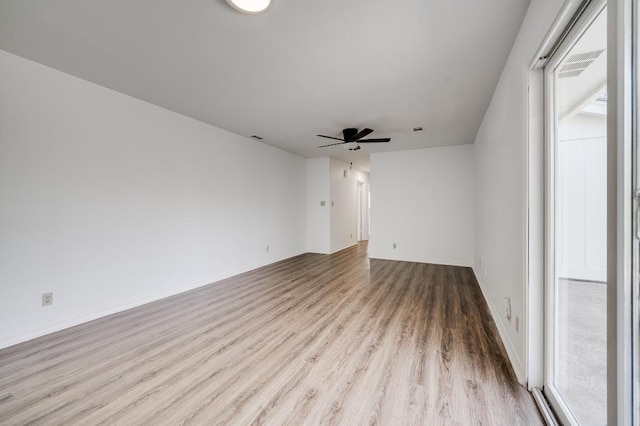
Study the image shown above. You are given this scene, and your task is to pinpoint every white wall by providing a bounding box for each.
[473,0,567,383]
[558,114,607,282]
[306,158,330,254]
[329,158,369,253]
[368,145,474,266]
[0,50,307,349]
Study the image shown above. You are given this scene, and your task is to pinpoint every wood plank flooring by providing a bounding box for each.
[0,242,542,425]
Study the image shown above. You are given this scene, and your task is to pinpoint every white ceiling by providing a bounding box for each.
[557,7,607,120]
[0,0,530,171]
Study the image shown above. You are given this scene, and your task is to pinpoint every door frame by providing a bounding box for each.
[614,0,635,423]
[356,180,364,241]
[633,0,640,418]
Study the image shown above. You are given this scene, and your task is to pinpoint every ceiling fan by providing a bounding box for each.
[316,128,391,151]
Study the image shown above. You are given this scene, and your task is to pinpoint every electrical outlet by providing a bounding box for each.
[42,292,53,307]
[393,243,397,249]
[515,316,519,332]
[504,297,512,321]
[266,245,269,252]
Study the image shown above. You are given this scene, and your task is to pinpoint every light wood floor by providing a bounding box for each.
[0,242,541,425]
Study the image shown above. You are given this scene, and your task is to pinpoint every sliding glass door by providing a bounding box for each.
[544,2,608,424]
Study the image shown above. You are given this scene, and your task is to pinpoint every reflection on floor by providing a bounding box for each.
[557,278,606,426]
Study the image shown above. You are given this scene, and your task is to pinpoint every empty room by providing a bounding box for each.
[0,0,637,424]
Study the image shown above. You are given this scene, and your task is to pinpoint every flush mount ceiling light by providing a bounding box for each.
[225,0,272,14]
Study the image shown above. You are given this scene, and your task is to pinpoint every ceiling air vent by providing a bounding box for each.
[558,49,605,79]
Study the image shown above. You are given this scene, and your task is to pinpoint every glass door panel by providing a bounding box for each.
[546,4,607,425]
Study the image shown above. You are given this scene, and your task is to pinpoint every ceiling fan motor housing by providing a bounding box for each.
[343,128,359,141]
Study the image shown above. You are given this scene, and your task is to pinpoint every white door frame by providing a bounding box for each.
[356,181,364,241]
[613,0,634,423]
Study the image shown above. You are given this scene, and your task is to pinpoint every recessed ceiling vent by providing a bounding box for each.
[558,49,605,79]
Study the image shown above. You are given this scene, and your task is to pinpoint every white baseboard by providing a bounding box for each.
[1,249,306,350]
[330,242,357,254]
[368,253,472,268]
[472,266,526,385]
[1,286,199,349]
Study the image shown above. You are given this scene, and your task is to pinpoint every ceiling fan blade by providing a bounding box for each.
[352,128,373,140]
[316,134,345,142]
[317,141,346,148]
[358,138,391,143]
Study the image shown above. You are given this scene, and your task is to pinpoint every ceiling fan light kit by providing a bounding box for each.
[343,142,359,150]
[225,0,272,14]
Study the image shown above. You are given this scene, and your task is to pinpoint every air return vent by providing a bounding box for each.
[558,49,604,79]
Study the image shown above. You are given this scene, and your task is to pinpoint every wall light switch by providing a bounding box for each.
[320,201,325,206]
